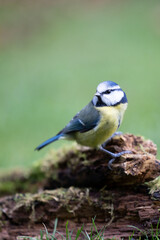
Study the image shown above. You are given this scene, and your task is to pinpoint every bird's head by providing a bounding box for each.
[92,81,127,107]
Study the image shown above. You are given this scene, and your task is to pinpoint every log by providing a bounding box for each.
[0,186,160,239]
[0,134,159,239]
[42,134,159,189]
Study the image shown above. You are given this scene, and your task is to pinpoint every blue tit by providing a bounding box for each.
[36,81,131,168]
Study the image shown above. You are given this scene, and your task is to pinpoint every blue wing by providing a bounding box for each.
[36,101,100,150]
[59,101,100,134]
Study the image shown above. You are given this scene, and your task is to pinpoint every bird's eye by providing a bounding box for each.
[105,90,111,94]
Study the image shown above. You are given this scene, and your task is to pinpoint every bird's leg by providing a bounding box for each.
[102,131,122,148]
[99,145,132,170]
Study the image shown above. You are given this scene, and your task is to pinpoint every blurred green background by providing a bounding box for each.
[0,0,160,170]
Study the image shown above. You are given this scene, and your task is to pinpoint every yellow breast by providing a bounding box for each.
[74,103,128,147]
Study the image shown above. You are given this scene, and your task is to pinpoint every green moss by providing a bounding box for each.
[146,176,160,195]
[0,144,81,196]
[0,179,34,195]
[0,181,16,195]
[30,143,80,178]
[12,187,93,219]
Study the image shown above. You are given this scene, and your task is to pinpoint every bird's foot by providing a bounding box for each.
[100,145,132,169]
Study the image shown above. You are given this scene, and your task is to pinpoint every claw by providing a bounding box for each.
[108,158,116,170]
[99,145,132,170]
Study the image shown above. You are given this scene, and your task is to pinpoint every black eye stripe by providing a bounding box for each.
[102,88,122,94]
[103,89,113,94]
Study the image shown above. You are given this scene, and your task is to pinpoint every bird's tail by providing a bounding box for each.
[35,134,62,151]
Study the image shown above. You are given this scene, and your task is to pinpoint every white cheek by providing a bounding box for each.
[103,91,124,105]
[101,95,111,105]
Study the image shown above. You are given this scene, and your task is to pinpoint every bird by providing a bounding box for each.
[35,81,131,169]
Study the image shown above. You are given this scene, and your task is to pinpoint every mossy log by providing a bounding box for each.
[0,186,160,239]
[0,134,160,239]
[41,134,159,189]
[0,134,159,195]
